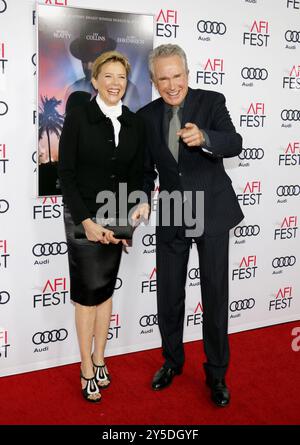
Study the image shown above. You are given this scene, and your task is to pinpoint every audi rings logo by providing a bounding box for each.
[234,225,260,237]
[32,329,68,345]
[188,268,200,280]
[114,277,122,290]
[285,30,300,43]
[139,314,158,327]
[0,0,7,13]
[0,199,9,213]
[142,234,156,246]
[241,67,268,80]
[0,101,8,116]
[0,291,10,304]
[272,256,296,268]
[197,20,227,35]
[276,185,300,197]
[281,110,300,121]
[230,299,255,312]
[32,242,68,257]
[239,148,264,160]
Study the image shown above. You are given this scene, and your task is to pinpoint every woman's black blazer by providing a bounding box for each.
[58,97,144,225]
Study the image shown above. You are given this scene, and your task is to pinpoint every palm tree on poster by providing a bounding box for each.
[38,96,64,164]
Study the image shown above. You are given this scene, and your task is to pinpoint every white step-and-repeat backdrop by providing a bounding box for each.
[1,0,299,376]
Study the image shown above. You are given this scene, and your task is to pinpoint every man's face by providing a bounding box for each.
[152,55,189,106]
[82,61,93,81]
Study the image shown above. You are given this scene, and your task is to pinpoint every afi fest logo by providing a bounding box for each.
[196,58,225,86]
[186,302,203,327]
[279,141,300,165]
[156,9,179,38]
[243,20,270,47]
[283,64,300,89]
[274,216,298,240]
[287,0,300,9]
[237,181,262,206]
[0,240,9,269]
[33,197,63,220]
[240,102,266,127]
[269,286,293,311]
[232,255,258,280]
[0,329,9,359]
[141,268,157,293]
[0,143,8,174]
[0,42,7,74]
[33,278,69,308]
[108,314,121,340]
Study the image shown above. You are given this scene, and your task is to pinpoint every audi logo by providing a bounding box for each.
[234,225,260,237]
[0,101,8,116]
[239,148,264,160]
[32,151,37,164]
[276,185,300,197]
[142,234,156,246]
[32,242,68,257]
[139,314,158,327]
[114,277,122,290]
[197,20,227,35]
[285,30,300,43]
[32,53,36,67]
[281,110,300,121]
[188,268,200,280]
[230,299,255,312]
[241,67,268,80]
[0,291,10,304]
[0,0,7,13]
[272,256,296,268]
[0,199,9,213]
[32,329,68,345]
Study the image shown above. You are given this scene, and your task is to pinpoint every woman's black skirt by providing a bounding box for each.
[63,206,122,306]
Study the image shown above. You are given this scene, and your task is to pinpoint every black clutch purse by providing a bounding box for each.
[74,218,134,240]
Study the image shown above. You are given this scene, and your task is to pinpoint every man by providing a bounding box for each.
[136,44,244,407]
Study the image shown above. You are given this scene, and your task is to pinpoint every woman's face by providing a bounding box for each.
[92,61,127,106]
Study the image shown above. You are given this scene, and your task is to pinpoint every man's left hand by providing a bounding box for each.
[177,122,205,147]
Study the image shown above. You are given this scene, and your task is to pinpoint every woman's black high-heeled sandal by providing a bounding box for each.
[80,371,101,402]
[92,357,111,389]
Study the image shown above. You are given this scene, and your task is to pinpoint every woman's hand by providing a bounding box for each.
[81,219,120,244]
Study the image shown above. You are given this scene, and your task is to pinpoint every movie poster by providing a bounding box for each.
[37,4,154,196]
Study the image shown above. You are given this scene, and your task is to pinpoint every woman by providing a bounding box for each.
[58,51,144,402]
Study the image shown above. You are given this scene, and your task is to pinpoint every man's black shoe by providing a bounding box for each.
[206,377,230,407]
[152,366,182,391]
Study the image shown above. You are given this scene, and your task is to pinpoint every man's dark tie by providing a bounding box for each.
[168,106,181,162]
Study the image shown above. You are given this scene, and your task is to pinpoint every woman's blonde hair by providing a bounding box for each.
[92,50,131,79]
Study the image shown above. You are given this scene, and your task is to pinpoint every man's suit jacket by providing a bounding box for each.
[58,97,144,225]
[138,87,244,240]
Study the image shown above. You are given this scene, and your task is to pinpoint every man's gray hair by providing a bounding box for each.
[148,44,189,80]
